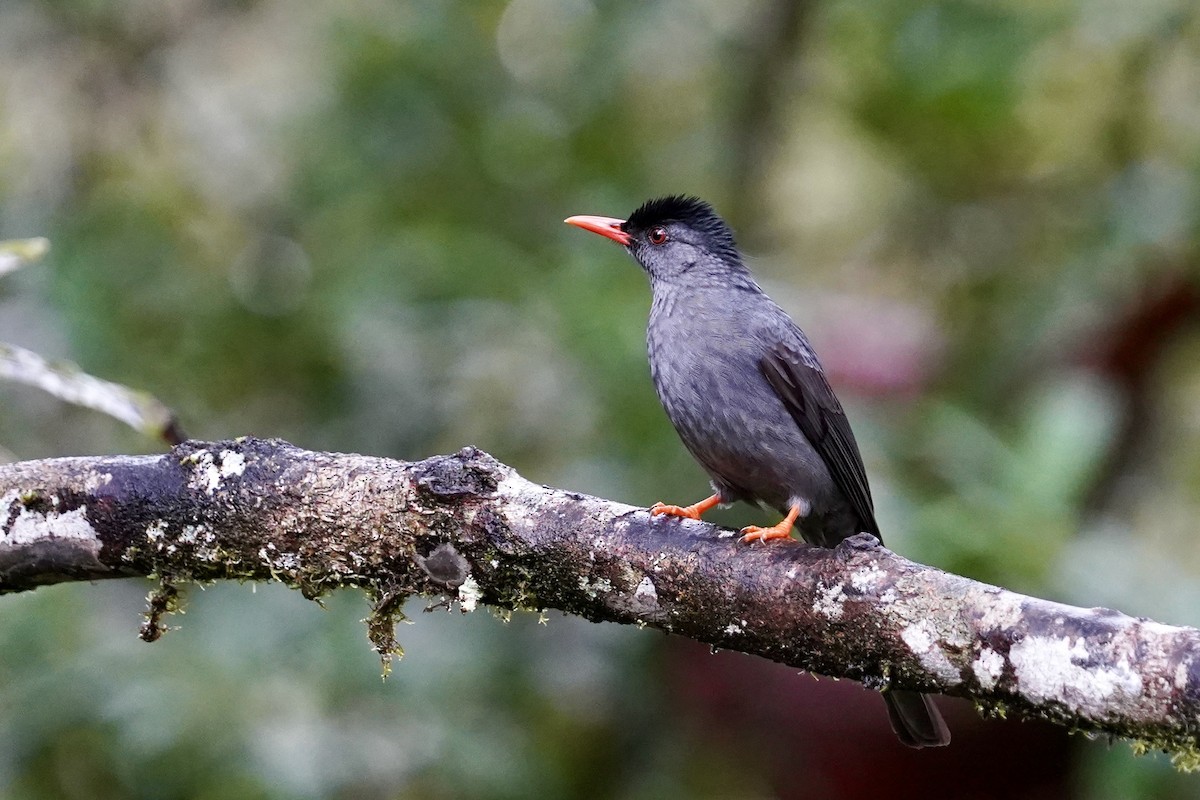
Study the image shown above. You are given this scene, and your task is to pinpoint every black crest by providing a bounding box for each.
[625,195,739,261]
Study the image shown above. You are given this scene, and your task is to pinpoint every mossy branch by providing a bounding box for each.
[1,437,1198,766]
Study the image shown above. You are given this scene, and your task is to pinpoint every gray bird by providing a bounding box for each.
[566,195,950,748]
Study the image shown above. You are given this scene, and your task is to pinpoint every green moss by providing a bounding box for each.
[139,578,184,642]
[1130,737,1200,773]
[974,699,1008,720]
[364,589,411,676]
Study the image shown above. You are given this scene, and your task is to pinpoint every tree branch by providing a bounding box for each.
[1,437,1198,764]
[0,342,186,445]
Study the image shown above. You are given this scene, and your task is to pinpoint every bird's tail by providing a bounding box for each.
[883,690,951,748]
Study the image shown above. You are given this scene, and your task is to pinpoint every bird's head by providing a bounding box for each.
[566,195,746,284]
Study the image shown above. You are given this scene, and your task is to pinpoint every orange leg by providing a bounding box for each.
[740,503,801,544]
[650,493,721,521]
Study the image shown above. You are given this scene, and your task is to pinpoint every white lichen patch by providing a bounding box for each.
[814,582,846,620]
[186,449,246,495]
[190,524,217,553]
[1009,635,1143,712]
[280,553,301,570]
[2,491,98,546]
[219,450,246,478]
[850,564,885,592]
[902,620,961,684]
[979,591,1025,631]
[634,576,657,602]
[261,551,300,573]
[178,524,203,544]
[972,646,1005,690]
[15,506,94,544]
[185,449,220,494]
[578,576,613,597]
[902,621,933,651]
[458,576,483,612]
[146,520,168,542]
[1,491,19,519]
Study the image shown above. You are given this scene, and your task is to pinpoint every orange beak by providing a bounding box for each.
[564,214,632,246]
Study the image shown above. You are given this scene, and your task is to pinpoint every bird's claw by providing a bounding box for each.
[738,503,801,544]
[739,524,793,544]
[650,501,702,520]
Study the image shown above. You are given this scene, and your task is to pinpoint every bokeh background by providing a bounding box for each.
[2,0,1200,797]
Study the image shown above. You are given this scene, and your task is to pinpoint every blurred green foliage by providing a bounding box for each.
[2,0,1200,797]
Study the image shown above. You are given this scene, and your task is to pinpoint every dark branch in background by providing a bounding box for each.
[727,0,814,235]
[1,438,1199,767]
[1081,273,1200,516]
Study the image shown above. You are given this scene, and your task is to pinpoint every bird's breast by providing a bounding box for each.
[645,295,833,509]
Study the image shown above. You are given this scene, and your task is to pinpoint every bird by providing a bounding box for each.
[565,195,950,748]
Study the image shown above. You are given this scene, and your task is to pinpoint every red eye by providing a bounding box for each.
[648,226,669,245]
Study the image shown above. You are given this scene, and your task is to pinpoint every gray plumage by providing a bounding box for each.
[646,273,864,548]
[570,195,950,749]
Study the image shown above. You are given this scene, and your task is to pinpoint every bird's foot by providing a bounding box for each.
[738,523,793,543]
[738,503,802,544]
[650,493,721,521]
[650,502,700,519]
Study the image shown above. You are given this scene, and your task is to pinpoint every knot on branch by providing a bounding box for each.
[412,447,503,499]
[415,542,471,589]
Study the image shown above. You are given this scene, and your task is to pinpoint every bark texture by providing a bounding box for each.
[1,437,1198,763]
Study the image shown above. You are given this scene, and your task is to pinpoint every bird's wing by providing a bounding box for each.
[759,340,880,537]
